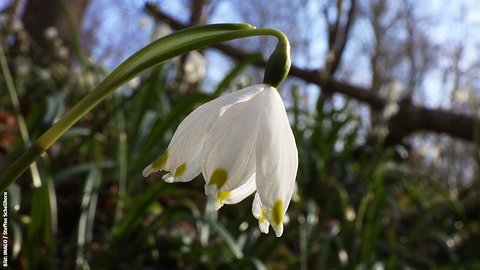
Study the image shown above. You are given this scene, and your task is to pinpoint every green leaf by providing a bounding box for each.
[76,166,101,269]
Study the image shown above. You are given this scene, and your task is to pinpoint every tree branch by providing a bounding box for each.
[144,3,480,145]
[330,0,356,76]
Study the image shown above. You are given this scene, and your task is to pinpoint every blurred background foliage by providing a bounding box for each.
[1,0,480,269]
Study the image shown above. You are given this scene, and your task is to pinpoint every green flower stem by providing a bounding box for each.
[0,23,291,192]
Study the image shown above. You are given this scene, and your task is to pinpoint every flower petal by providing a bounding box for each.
[254,86,298,237]
[202,85,265,193]
[214,173,257,210]
[252,193,269,234]
[222,174,256,205]
[143,84,263,182]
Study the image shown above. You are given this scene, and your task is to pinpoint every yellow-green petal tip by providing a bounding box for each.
[271,200,283,225]
[152,151,169,170]
[174,163,187,177]
[209,168,228,189]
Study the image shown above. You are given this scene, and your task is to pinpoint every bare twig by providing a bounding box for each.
[330,0,356,76]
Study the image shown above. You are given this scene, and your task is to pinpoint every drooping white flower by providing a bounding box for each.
[143,84,298,237]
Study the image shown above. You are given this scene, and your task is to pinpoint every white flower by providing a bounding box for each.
[44,26,58,40]
[57,46,69,59]
[143,84,298,237]
[382,103,399,119]
[453,86,473,103]
[183,51,206,83]
[12,20,24,33]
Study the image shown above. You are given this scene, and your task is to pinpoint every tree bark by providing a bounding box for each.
[22,0,90,57]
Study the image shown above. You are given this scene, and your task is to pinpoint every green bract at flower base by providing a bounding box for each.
[263,41,291,88]
[0,23,291,192]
